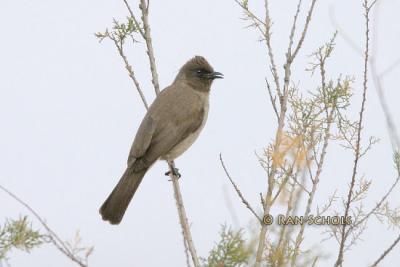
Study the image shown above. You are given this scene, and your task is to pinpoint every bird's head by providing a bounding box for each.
[175,56,223,92]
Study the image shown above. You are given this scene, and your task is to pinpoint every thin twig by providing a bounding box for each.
[370,59,400,151]
[266,78,279,121]
[291,0,318,61]
[264,0,282,99]
[139,0,160,95]
[270,163,295,205]
[122,0,145,38]
[351,174,400,231]
[334,2,373,266]
[293,176,310,195]
[274,170,300,265]
[234,0,266,38]
[370,0,399,150]
[378,57,400,78]
[329,7,363,57]
[113,38,149,109]
[331,0,399,151]
[0,184,87,267]
[370,232,400,267]
[286,0,303,62]
[311,256,319,267]
[220,154,262,222]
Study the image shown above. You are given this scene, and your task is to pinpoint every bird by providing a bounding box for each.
[100,56,223,224]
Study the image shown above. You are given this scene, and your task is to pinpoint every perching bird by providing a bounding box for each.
[100,56,223,224]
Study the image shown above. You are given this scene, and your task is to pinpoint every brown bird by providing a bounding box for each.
[100,56,223,224]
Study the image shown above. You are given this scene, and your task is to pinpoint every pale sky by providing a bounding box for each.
[1,0,400,266]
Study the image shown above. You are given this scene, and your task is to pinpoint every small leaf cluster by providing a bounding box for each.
[202,225,252,267]
[0,216,49,261]
[95,16,141,45]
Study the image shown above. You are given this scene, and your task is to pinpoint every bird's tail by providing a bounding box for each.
[100,165,148,224]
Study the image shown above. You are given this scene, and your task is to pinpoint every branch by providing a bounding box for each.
[371,60,400,150]
[334,1,373,266]
[234,0,267,38]
[370,233,400,267]
[331,1,399,151]
[220,154,262,222]
[286,0,303,62]
[274,170,301,263]
[350,174,400,231]
[291,137,329,264]
[112,38,149,109]
[122,0,145,38]
[291,76,336,267]
[266,78,279,121]
[120,1,199,266]
[169,162,200,267]
[0,184,89,267]
[139,0,160,95]
[254,2,318,266]
[264,0,282,99]
[291,0,318,60]
[234,0,282,98]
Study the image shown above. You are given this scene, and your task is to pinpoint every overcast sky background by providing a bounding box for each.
[1,0,400,266]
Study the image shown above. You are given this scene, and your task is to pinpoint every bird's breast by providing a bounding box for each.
[163,99,209,161]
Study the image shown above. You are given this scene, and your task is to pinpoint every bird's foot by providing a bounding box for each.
[165,167,181,179]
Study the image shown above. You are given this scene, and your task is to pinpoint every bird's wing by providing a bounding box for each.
[127,86,205,167]
[127,112,157,165]
[141,105,205,165]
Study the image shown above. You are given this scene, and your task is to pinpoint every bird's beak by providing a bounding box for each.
[210,71,224,79]
[202,71,224,80]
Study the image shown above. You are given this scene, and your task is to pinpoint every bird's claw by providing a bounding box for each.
[165,167,181,179]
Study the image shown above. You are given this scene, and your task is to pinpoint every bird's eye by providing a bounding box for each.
[196,70,202,74]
